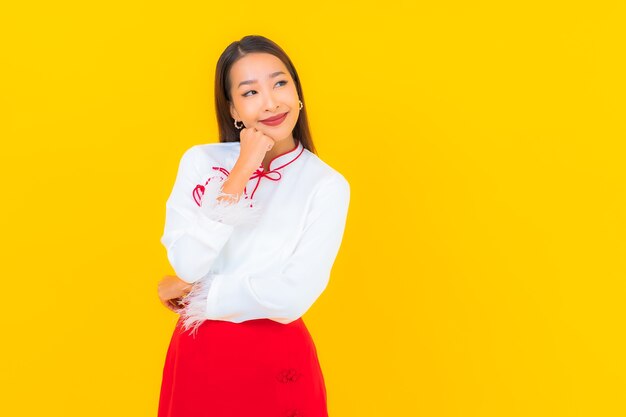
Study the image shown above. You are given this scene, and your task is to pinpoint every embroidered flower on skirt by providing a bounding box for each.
[276,367,303,383]
[283,408,305,417]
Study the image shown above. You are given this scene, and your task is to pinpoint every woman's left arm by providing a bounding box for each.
[180,175,351,331]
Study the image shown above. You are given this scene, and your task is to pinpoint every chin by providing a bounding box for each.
[268,125,297,140]
[273,133,292,143]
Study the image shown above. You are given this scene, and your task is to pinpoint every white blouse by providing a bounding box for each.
[160,139,350,334]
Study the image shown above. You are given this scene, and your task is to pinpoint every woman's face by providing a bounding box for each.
[229,52,300,144]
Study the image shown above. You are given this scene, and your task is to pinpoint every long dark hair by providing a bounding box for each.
[214,35,317,155]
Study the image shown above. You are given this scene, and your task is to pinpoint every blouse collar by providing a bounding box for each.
[265,139,304,172]
[247,139,304,181]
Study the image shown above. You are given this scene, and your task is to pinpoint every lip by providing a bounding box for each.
[259,112,288,126]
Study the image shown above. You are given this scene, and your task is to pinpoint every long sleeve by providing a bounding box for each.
[160,146,261,284]
[180,174,350,332]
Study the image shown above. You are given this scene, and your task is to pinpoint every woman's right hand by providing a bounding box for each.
[236,127,276,172]
[218,127,275,203]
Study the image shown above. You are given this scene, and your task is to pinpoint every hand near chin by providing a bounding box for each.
[238,127,276,171]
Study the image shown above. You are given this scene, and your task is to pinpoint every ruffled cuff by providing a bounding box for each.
[198,176,262,227]
[179,273,215,337]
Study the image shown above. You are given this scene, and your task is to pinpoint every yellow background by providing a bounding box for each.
[1,1,625,416]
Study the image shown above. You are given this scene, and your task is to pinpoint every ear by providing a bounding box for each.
[229,102,239,121]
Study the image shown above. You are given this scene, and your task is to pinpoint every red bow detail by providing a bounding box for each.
[249,166,282,182]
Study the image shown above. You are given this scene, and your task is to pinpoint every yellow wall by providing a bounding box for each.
[1,1,624,415]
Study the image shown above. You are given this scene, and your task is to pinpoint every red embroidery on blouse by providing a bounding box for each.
[192,141,304,206]
[192,166,238,207]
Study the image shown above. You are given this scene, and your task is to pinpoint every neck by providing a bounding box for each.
[261,136,297,171]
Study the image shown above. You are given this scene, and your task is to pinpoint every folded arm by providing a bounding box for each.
[160,146,260,284]
[180,175,351,333]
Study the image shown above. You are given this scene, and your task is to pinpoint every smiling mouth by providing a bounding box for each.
[260,112,288,122]
[259,112,288,126]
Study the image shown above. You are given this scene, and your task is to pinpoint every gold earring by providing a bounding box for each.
[299,100,303,110]
[234,119,244,129]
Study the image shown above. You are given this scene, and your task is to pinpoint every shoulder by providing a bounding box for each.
[189,141,240,160]
[301,149,350,198]
[179,141,241,170]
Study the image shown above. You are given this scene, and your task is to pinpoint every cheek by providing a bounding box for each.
[288,107,300,127]
[278,84,298,101]
[288,85,299,102]
[236,101,257,119]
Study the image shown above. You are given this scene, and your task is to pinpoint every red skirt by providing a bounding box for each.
[158,315,329,417]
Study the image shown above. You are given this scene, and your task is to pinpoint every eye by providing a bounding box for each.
[242,80,288,97]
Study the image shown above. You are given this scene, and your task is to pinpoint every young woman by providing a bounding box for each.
[156,35,350,417]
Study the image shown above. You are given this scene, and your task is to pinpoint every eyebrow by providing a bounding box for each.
[238,71,286,88]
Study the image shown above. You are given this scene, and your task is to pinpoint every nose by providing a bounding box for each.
[264,91,279,112]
